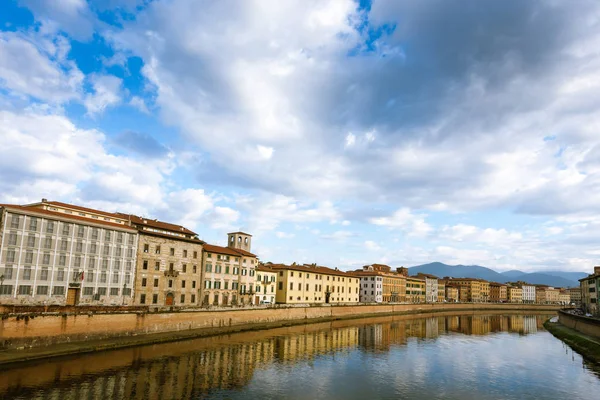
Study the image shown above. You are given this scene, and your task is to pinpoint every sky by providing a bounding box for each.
[1,0,600,273]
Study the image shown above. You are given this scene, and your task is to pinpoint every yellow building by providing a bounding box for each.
[271,263,359,304]
[256,264,277,304]
[445,278,488,302]
[507,286,523,303]
[489,282,508,303]
[568,287,582,307]
[127,214,204,307]
[201,232,259,306]
[480,280,490,302]
[437,281,445,302]
[405,276,425,303]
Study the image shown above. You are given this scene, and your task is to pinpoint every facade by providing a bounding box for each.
[0,201,138,306]
[125,214,204,307]
[415,273,439,303]
[271,263,359,304]
[405,276,426,303]
[535,286,560,304]
[353,264,406,303]
[480,281,490,302]
[256,264,277,304]
[507,286,523,303]
[445,285,459,302]
[437,281,445,302]
[568,287,582,307]
[521,285,536,303]
[558,290,571,306]
[580,267,600,314]
[445,278,486,302]
[201,232,259,306]
[489,282,508,303]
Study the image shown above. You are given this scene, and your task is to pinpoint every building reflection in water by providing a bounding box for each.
[0,313,554,400]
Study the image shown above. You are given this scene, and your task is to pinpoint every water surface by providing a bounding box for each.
[1,312,599,399]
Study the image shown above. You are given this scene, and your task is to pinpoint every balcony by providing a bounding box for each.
[164,269,179,278]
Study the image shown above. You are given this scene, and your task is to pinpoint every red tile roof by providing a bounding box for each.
[118,213,197,236]
[30,200,124,219]
[203,243,257,258]
[0,204,137,232]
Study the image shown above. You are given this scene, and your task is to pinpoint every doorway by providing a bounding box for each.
[165,292,174,306]
[66,288,79,306]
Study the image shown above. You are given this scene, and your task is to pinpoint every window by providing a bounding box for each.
[224,281,229,289]
[152,294,158,304]
[142,278,147,287]
[43,236,52,249]
[205,263,212,273]
[27,234,35,248]
[144,244,149,253]
[40,268,49,281]
[170,248,175,256]
[155,261,160,271]
[53,286,65,296]
[279,282,283,290]
[110,288,120,296]
[8,232,17,246]
[169,262,174,271]
[193,265,197,273]
[183,250,188,258]
[83,287,94,296]
[114,260,121,270]
[97,287,107,295]
[18,285,31,295]
[140,294,146,304]
[180,294,185,303]
[91,228,98,240]
[76,241,83,252]
[191,294,196,303]
[37,286,49,295]
[143,260,148,270]
[182,264,187,273]
[60,239,68,251]
[249,269,255,277]
[10,215,20,229]
[297,283,302,290]
[105,231,111,241]
[29,218,38,231]
[290,282,293,290]
[306,284,309,291]
[193,251,197,259]
[192,280,196,289]
[25,251,33,264]
[205,280,211,289]
[77,225,85,238]
[100,272,107,283]
[117,233,123,244]
[155,246,161,254]
[168,280,173,288]
[62,224,70,236]
[86,271,94,282]
[57,269,65,281]
[23,267,31,280]
[116,247,122,257]
[103,245,110,256]
[88,257,95,269]
[128,235,134,245]
[242,269,247,276]
[113,272,119,284]
[154,278,159,287]
[127,248,133,258]
[101,259,108,270]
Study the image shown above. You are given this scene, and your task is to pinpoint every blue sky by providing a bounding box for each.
[1,0,600,273]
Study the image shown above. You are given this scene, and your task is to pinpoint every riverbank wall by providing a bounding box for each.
[558,310,600,339]
[545,311,600,363]
[0,303,559,353]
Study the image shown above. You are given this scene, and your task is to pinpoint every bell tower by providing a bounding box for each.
[227,232,252,252]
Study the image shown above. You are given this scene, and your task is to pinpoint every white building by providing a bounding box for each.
[356,273,383,303]
[521,285,536,303]
[0,200,138,306]
[416,273,439,303]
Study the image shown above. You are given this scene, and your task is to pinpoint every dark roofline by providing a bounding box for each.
[228,231,253,237]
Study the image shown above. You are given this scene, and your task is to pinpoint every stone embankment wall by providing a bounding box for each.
[0,303,559,351]
[558,310,600,339]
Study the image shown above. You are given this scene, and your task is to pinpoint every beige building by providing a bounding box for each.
[0,200,138,306]
[507,286,523,303]
[415,273,439,303]
[256,264,277,304]
[124,214,204,307]
[568,287,582,307]
[201,232,259,306]
[536,286,560,304]
[580,267,600,314]
[405,276,425,303]
[558,290,571,306]
[445,285,459,302]
[271,263,359,304]
[437,281,445,302]
[445,278,488,302]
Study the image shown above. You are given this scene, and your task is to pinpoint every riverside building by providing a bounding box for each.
[489,282,508,302]
[256,264,277,304]
[580,267,600,314]
[270,263,359,304]
[122,214,204,307]
[0,200,138,306]
[201,232,259,306]
[521,284,536,303]
[507,286,523,303]
[414,273,439,303]
[352,264,406,303]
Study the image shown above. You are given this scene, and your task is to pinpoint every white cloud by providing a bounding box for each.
[276,231,295,239]
[129,96,150,114]
[365,240,381,251]
[370,208,433,237]
[84,74,122,115]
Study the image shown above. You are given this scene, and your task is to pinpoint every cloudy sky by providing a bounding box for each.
[1,0,600,273]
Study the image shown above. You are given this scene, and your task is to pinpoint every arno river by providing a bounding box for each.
[1,312,599,399]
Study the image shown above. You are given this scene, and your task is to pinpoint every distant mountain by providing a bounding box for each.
[507,273,578,288]
[409,262,505,282]
[501,270,526,278]
[408,262,580,288]
[542,271,588,282]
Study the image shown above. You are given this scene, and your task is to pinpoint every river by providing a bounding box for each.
[1,312,599,399]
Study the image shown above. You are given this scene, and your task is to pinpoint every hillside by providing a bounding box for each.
[409,262,580,287]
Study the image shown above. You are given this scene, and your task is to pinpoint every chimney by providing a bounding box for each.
[594,266,600,275]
